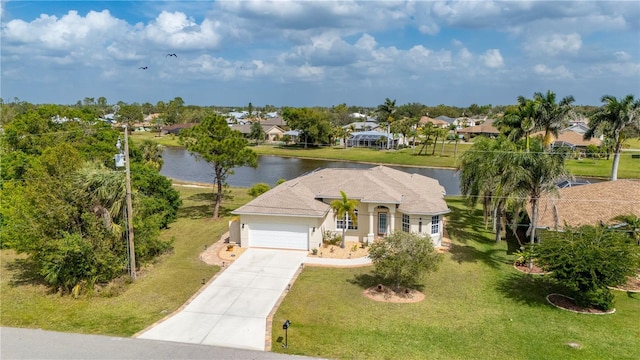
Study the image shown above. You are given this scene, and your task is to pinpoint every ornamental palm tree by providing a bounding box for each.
[138,139,164,170]
[330,191,360,249]
[533,90,575,151]
[514,145,570,266]
[377,98,397,149]
[584,94,640,180]
[458,136,521,242]
[498,96,539,152]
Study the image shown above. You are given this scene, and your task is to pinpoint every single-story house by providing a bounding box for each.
[261,116,287,127]
[419,116,449,128]
[533,180,640,231]
[230,166,450,250]
[230,123,286,142]
[344,121,381,132]
[532,129,601,150]
[457,119,500,141]
[160,123,196,135]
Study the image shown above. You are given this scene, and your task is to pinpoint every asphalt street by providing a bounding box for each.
[0,327,323,360]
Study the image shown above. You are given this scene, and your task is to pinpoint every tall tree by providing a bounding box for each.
[376,98,397,149]
[330,191,360,249]
[179,114,258,218]
[137,139,164,170]
[515,144,570,258]
[533,90,575,150]
[281,107,332,148]
[249,121,266,144]
[584,94,640,180]
[497,96,538,152]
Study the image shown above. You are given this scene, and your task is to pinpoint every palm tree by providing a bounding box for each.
[138,139,164,170]
[74,162,127,237]
[515,146,570,264]
[330,191,360,249]
[376,98,397,149]
[584,94,640,180]
[498,96,539,152]
[533,90,575,150]
[458,136,521,242]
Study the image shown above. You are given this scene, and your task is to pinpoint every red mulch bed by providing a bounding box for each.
[513,262,547,275]
[547,293,615,314]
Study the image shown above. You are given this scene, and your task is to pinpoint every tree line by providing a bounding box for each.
[1,103,181,295]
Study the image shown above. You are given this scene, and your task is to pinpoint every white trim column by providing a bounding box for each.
[389,207,396,233]
[367,204,375,242]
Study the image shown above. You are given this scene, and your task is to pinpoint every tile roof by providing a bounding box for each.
[535,180,640,229]
[233,166,450,217]
[531,129,601,147]
[457,119,500,134]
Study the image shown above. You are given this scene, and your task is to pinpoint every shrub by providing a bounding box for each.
[537,225,639,310]
[248,183,270,197]
[368,231,442,290]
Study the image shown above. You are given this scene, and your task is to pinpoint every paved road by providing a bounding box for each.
[1,327,320,360]
[138,249,308,351]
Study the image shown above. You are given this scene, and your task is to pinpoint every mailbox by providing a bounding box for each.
[282,320,291,330]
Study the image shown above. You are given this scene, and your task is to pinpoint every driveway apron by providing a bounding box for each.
[138,249,307,351]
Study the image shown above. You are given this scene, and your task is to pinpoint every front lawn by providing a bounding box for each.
[0,185,249,336]
[272,198,640,359]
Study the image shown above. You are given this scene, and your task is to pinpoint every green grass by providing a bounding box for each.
[0,185,252,336]
[272,198,640,359]
[566,154,640,179]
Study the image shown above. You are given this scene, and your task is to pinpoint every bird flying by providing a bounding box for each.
[166,53,177,57]
[139,66,148,70]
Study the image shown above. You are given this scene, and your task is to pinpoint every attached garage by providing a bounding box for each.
[248,223,309,250]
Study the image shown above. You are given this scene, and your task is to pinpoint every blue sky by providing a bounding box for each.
[1,1,638,108]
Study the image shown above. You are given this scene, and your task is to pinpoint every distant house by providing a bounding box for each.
[230,123,286,142]
[160,123,196,136]
[435,115,456,125]
[261,116,287,128]
[419,116,449,128]
[533,180,640,231]
[344,121,381,132]
[532,129,601,150]
[347,130,398,148]
[457,119,500,140]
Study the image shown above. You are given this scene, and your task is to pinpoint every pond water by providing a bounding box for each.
[159,147,463,195]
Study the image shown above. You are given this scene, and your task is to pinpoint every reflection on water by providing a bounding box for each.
[160,147,463,195]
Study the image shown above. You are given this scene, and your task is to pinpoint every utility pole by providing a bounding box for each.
[123,125,137,279]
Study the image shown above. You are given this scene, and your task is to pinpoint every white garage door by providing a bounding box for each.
[249,223,308,250]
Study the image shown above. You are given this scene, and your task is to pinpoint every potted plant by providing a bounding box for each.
[311,248,318,255]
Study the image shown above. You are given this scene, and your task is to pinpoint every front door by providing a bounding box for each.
[378,213,387,235]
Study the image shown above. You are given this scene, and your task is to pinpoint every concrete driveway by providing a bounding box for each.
[138,249,307,351]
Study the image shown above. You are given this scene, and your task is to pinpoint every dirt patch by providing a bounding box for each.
[363,285,425,303]
[610,276,640,293]
[546,293,615,314]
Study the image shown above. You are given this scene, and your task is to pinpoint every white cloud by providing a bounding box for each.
[533,64,573,79]
[481,49,504,68]
[526,33,582,56]
[143,11,223,49]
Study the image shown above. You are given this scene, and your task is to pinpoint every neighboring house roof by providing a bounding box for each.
[261,116,287,127]
[230,124,285,135]
[531,129,601,148]
[344,121,380,131]
[435,115,456,124]
[457,119,500,135]
[233,166,450,217]
[534,180,640,230]
[564,123,590,135]
[419,116,449,127]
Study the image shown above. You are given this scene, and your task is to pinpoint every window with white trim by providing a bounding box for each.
[336,210,358,230]
[402,214,410,232]
[431,215,440,234]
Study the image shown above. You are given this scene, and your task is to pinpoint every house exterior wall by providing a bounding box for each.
[237,214,323,250]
